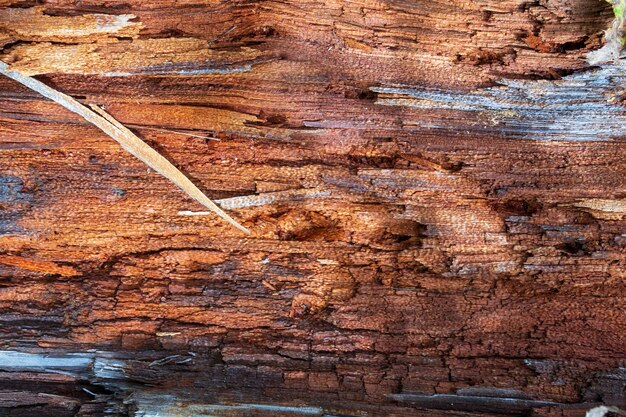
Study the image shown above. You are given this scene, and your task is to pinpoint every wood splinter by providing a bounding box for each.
[0,61,250,235]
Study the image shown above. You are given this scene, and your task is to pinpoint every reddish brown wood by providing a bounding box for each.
[0,1,624,416]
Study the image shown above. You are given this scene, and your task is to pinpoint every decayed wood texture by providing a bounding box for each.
[0,62,249,234]
[0,1,624,416]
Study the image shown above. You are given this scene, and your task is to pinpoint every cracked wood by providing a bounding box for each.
[0,0,624,416]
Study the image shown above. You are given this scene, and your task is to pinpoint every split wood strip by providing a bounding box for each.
[0,254,80,277]
[0,61,250,235]
[123,125,219,141]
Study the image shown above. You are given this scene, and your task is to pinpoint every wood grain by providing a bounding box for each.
[0,0,624,416]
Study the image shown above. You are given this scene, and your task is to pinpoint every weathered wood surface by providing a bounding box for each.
[0,0,625,416]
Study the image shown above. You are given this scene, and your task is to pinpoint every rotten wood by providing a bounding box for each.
[0,61,249,233]
[0,0,624,416]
